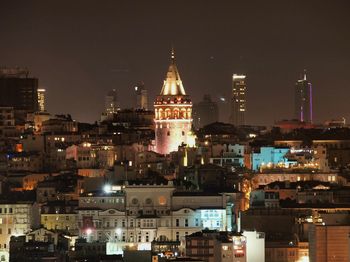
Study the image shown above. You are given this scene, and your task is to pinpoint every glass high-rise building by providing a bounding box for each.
[294,71,313,123]
[230,74,246,126]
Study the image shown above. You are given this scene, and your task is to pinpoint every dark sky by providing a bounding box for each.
[1,1,349,125]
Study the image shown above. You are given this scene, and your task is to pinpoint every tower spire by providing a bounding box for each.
[303,69,307,81]
[171,46,175,63]
[159,48,186,96]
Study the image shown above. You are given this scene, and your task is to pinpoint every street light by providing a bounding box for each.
[104,184,112,193]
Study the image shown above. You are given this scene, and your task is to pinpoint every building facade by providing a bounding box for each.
[0,68,38,114]
[37,88,46,112]
[76,182,238,253]
[230,74,246,126]
[105,89,120,116]
[154,50,193,155]
[134,82,148,110]
[0,107,16,138]
[294,71,313,123]
[309,224,350,262]
[0,202,40,262]
[193,95,219,129]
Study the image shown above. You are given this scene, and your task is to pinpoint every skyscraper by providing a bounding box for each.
[230,74,246,126]
[154,49,193,155]
[0,68,38,113]
[37,88,46,112]
[295,71,312,123]
[193,94,219,129]
[105,89,120,115]
[134,82,148,110]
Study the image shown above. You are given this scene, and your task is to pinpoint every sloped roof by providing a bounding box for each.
[159,49,186,96]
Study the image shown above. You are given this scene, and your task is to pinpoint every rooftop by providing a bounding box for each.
[159,49,186,96]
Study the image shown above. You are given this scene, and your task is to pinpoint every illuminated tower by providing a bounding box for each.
[230,74,246,126]
[154,49,193,155]
[295,70,313,123]
[37,88,46,111]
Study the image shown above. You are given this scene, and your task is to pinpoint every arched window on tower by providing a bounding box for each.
[165,108,171,118]
[174,108,179,119]
[158,108,164,120]
[187,108,192,118]
[180,108,187,119]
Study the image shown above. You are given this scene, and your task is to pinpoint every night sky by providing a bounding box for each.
[1,1,349,125]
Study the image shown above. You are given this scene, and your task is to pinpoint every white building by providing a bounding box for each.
[242,230,265,262]
[76,181,239,252]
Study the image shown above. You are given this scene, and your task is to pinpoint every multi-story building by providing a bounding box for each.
[251,146,295,171]
[76,181,238,253]
[230,74,246,126]
[0,201,40,262]
[134,82,148,110]
[27,111,51,134]
[0,68,39,118]
[242,231,265,262]
[36,173,84,203]
[66,144,97,169]
[10,228,71,262]
[294,70,313,123]
[6,151,43,172]
[0,107,16,138]
[193,95,219,129]
[105,89,120,116]
[37,88,46,112]
[41,200,79,235]
[185,231,247,262]
[210,144,245,168]
[154,49,193,155]
[65,143,116,169]
[41,115,78,134]
[252,172,339,188]
[309,224,350,262]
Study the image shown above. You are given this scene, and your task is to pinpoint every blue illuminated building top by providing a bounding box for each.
[251,147,293,171]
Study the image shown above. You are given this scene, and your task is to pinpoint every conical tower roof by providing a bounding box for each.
[159,49,186,96]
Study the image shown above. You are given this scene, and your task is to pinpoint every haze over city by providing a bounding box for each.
[1,0,350,125]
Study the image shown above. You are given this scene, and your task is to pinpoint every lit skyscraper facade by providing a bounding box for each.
[295,71,312,123]
[37,88,46,112]
[230,74,246,126]
[154,50,193,155]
